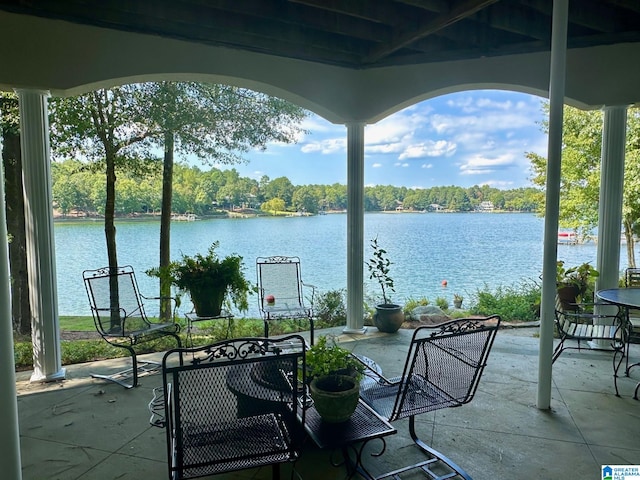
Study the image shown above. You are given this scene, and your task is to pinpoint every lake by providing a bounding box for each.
[54,212,624,317]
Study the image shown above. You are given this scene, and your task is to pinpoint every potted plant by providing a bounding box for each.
[306,335,364,423]
[147,241,252,317]
[366,236,404,333]
[556,261,600,311]
[453,293,463,309]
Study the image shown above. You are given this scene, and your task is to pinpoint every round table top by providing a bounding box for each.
[596,287,640,309]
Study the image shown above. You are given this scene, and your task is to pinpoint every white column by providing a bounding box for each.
[17,89,65,382]
[592,106,627,348]
[537,0,568,410]
[0,127,23,479]
[344,123,367,334]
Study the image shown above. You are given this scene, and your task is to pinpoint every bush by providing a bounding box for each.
[314,289,347,328]
[403,296,430,316]
[435,297,449,310]
[469,280,541,322]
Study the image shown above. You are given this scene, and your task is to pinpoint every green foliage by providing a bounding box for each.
[556,261,599,302]
[453,293,463,302]
[435,297,449,310]
[49,158,539,218]
[305,336,364,381]
[146,241,252,312]
[366,236,395,304]
[314,289,347,328]
[469,281,541,322]
[403,296,430,315]
[528,104,640,266]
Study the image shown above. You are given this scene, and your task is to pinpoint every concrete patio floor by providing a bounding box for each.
[15,325,640,480]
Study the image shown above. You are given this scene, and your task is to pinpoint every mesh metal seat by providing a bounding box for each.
[358,316,501,480]
[83,265,181,388]
[256,256,316,344]
[153,335,306,480]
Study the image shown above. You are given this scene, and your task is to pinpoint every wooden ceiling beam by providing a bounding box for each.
[363,0,499,64]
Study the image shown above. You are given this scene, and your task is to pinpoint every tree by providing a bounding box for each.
[135,83,307,316]
[528,104,640,266]
[0,92,31,335]
[49,87,155,326]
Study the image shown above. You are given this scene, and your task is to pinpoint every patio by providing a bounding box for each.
[15,325,640,480]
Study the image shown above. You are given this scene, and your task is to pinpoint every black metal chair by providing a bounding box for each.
[83,265,181,388]
[358,316,501,480]
[625,267,640,345]
[150,335,306,480]
[256,256,316,344]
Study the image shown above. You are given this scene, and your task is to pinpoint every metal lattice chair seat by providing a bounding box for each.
[83,265,181,388]
[256,256,316,344]
[360,375,456,421]
[152,336,306,480]
[357,316,501,480]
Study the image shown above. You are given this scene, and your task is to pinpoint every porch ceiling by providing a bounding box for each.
[1,0,639,69]
[1,1,640,122]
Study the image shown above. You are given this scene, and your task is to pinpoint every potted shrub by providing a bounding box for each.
[556,261,600,311]
[366,236,404,333]
[453,293,463,309]
[306,336,364,423]
[147,241,252,317]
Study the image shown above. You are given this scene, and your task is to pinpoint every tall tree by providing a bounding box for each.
[135,82,307,317]
[0,92,31,335]
[528,104,640,267]
[49,87,155,326]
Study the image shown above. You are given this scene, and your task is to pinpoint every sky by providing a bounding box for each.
[223,90,550,190]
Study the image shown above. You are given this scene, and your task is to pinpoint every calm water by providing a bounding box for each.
[55,212,624,317]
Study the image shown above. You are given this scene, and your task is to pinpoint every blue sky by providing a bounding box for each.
[232,90,550,190]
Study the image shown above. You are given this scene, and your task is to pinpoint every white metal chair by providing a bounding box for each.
[83,265,181,388]
[256,256,316,344]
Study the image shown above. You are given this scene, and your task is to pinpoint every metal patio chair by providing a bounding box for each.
[149,335,306,480]
[625,267,640,345]
[256,256,316,344]
[358,316,501,480]
[83,265,181,388]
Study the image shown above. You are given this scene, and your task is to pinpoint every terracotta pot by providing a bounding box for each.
[373,303,404,333]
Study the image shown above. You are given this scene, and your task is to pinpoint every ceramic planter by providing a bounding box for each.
[373,303,404,333]
[310,374,360,423]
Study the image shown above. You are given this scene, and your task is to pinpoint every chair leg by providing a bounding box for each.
[309,317,314,345]
[264,320,270,338]
[271,463,280,480]
[408,416,473,480]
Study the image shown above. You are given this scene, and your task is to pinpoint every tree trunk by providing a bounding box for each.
[1,102,32,335]
[624,218,636,268]
[159,131,174,321]
[105,149,120,329]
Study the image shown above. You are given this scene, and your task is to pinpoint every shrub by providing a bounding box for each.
[314,289,347,328]
[469,280,541,322]
[403,296,430,316]
[435,296,449,310]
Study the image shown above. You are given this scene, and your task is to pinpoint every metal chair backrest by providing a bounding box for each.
[389,316,500,422]
[256,256,306,310]
[83,265,150,336]
[161,335,306,479]
[626,268,640,287]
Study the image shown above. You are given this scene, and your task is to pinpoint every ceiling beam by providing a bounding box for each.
[363,0,499,64]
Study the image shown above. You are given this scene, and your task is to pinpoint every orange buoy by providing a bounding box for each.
[441,279,448,287]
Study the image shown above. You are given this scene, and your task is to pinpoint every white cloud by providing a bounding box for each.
[399,140,456,159]
[372,162,383,168]
[459,153,516,175]
[422,163,433,169]
[300,137,346,154]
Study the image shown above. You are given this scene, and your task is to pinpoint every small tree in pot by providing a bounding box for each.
[306,336,364,423]
[366,236,404,333]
